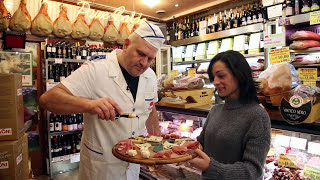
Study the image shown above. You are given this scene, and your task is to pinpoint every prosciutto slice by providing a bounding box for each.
[89,19,104,41]
[153,149,173,158]
[31,2,53,36]
[71,14,89,39]
[117,22,130,45]
[103,19,119,42]
[0,0,9,31]
[117,139,136,155]
[53,6,72,38]
[182,141,200,149]
[172,146,188,155]
[9,0,31,32]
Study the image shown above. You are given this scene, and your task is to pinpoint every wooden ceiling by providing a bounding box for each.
[92,0,232,21]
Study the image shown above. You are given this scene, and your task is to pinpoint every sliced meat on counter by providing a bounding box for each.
[163,76,205,90]
[289,40,320,50]
[89,19,104,41]
[9,0,31,32]
[31,2,53,37]
[117,22,131,45]
[103,19,119,42]
[153,149,173,158]
[53,5,72,38]
[182,141,200,149]
[172,146,188,155]
[290,30,320,41]
[0,0,9,31]
[292,55,320,65]
[71,14,89,39]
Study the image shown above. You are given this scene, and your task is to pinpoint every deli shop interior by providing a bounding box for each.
[1,0,320,179]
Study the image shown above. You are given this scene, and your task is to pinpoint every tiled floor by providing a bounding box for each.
[35,169,78,180]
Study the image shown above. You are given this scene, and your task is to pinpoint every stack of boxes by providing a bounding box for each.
[0,73,29,180]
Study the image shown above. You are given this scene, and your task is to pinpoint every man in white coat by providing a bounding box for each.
[39,21,165,180]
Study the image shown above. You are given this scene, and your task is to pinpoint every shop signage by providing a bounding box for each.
[278,154,297,168]
[171,70,178,77]
[188,68,196,77]
[310,11,320,25]
[304,165,320,180]
[299,68,318,82]
[290,137,307,150]
[308,142,320,155]
[264,33,286,48]
[303,81,317,86]
[77,1,146,24]
[280,98,312,124]
[268,47,290,64]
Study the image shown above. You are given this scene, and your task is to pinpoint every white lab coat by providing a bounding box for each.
[61,49,158,180]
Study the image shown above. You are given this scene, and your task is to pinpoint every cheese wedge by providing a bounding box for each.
[128,150,137,156]
[145,136,163,143]
[134,143,151,149]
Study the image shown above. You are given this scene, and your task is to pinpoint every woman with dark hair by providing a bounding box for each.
[189,50,271,180]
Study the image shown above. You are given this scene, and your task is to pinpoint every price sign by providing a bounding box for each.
[299,68,318,81]
[70,153,80,163]
[207,41,219,55]
[303,81,317,86]
[308,142,320,155]
[188,68,196,77]
[269,47,290,64]
[233,35,245,52]
[55,58,63,64]
[310,10,320,25]
[267,147,276,156]
[171,70,178,77]
[249,33,261,50]
[290,137,307,150]
[274,134,291,147]
[278,154,297,168]
[41,42,46,50]
[304,165,320,180]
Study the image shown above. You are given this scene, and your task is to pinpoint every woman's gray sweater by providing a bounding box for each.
[197,99,271,180]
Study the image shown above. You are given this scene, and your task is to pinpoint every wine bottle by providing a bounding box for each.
[49,113,55,132]
[46,40,52,59]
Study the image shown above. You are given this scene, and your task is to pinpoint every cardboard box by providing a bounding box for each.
[0,135,24,180]
[0,73,24,141]
[22,134,29,179]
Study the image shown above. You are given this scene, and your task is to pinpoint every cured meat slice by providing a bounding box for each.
[289,40,320,50]
[71,14,89,39]
[172,146,188,155]
[0,0,9,31]
[31,2,53,37]
[182,141,200,149]
[117,139,136,154]
[9,0,31,32]
[53,6,72,38]
[292,55,320,65]
[290,31,320,41]
[153,149,173,158]
[89,19,104,40]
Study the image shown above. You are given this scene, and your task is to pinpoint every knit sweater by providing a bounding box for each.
[197,99,271,180]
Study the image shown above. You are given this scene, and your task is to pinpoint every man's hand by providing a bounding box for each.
[87,97,123,121]
[189,149,211,171]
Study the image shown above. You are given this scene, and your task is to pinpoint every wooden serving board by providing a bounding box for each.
[112,143,202,165]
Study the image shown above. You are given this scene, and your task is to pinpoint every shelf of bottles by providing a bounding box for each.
[50,131,82,163]
[49,113,83,136]
[168,2,267,46]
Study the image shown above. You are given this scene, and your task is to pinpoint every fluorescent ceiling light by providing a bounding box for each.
[143,0,160,8]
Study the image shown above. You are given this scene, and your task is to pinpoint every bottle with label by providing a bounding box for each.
[286,0,294,16]
[241,5,247,26]
[62,115,68,131]
[54,64,60,82]
[46,40,52,59]
[68,115,74,131]
[48,64,54,83]
[76,44,82,60]
[244,35,249,54]
[56,42,62,58]
[51,41,57,58]
[217,12,225,31]
[196,18,200,36]
[311,0,320,11]
[73,114,78,130]
[294,0,300,14]
[59,63,66,82]
[252,4,258,24]
[49,113,55,132]
[301,0,311,13]
[225,12,231,30]
[77,114,83,130]
[260,31,264,52]
[81,45,87,60]
[61,135,67,156]
[66,135,72,155]
[282,2,287,18]
[233,8,239,28]
[52,136,59,158]
[247,4,253,25]
[257,3,264,23]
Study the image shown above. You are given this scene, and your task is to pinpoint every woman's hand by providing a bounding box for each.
[189,149,211,171]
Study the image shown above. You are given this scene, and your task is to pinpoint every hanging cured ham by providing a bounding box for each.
[0,0,9,31]
[9,0,31,32]
[71,14,89,39]
[53,6,72,38]
[117,22,131,45]
[89,19,104,41]
[102,18,119,42]
[31,2,53,37]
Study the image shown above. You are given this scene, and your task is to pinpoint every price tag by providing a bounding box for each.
[233,35,245,52]
[199,20,207,36]
[290,137,307,150]
[249,33,261,50]
[55,58,63,64]
[267,4,282,19]
[188,68,196,77]
[207,41,219,55]
[278,154,297,168]
[304,165,320,180]
[303,81,317,86]
[70,153,80,163]
[46,82,60,91]
[41,42,46,50]
[267,147,276,156]
[310,11,320,25]
[299,68,318,81]
[171,70,178,77]
[274,134,291,147]
[264,33,286,48]
[220,38,233,53]
[269,47,290,64]
[308,142,320,155]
